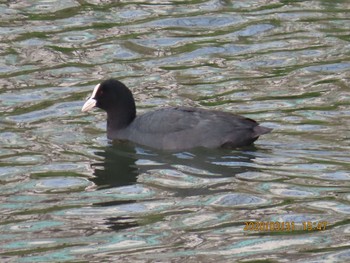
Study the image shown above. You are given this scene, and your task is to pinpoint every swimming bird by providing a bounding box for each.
[82,79,272,150]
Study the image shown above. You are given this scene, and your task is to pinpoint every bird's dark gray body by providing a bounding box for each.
[108,106,271,151]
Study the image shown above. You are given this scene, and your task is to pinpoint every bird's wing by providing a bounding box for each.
[132,107,204,134]
[132,106,258,136]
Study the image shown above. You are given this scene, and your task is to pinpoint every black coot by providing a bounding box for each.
[82,79,272,150]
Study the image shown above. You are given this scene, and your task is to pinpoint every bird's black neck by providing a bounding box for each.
[106,105,136,131]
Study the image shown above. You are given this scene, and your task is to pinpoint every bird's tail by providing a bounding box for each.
[253,125,273,137]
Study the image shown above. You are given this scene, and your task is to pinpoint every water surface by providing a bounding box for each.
[1,0,350,262]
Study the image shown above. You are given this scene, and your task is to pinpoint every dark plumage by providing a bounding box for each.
[82,79,272,150]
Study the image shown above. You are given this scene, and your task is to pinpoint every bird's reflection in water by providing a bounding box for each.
[152,145,260,177]
[90,143,141,231]
[90,143,138,190]
[145,145,261,198]
[89,143,263,231]
[90,144,260,189]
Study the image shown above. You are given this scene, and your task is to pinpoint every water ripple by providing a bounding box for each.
[0,0,349,262]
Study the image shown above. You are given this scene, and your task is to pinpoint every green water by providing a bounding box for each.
[0,0,349,262]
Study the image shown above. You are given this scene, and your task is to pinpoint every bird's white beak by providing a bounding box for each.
[81,84,100,112]
[81,97,97,112]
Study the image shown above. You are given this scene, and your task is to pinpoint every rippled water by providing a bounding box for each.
[1,0,350,262]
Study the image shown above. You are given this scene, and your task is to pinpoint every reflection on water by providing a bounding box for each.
[91,144,138,189]
[0,0,350,262]
[90,144,263,234]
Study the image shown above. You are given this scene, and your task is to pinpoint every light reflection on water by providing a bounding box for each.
[0,0,350,262]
